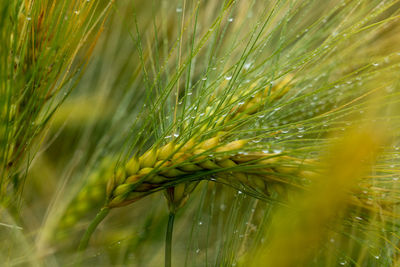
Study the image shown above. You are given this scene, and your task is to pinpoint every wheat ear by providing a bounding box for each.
[77,76,298,250]
[79,74,388,252]
[161,75,295,212]
[106,76,294,208]
[55,158,114,240]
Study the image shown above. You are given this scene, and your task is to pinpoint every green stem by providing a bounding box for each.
[78,207,110,251]
[165,212,175,267]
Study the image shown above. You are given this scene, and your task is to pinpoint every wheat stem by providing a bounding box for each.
[165,211,176,267]
[78,207,110,252]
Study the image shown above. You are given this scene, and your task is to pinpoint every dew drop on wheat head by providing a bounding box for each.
[244,62,252,70]
[220,204,226,211]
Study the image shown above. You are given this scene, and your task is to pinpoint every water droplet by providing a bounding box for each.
[372,63,379,67]
[196,248,200,254]
[228,18,234,22]
[26,17,32,21]
[225,76,232,80]
[74,10,80,15]
[198,221,203,225]
[176,7,182,12]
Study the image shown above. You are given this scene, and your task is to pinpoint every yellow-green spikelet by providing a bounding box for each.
[105,136,313,208]
[106,137,388,218]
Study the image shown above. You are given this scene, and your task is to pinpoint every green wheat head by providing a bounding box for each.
[0,0,112,205]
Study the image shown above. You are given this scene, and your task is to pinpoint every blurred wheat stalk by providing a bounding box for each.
[247,125,387,267]
[0,0,113,207]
